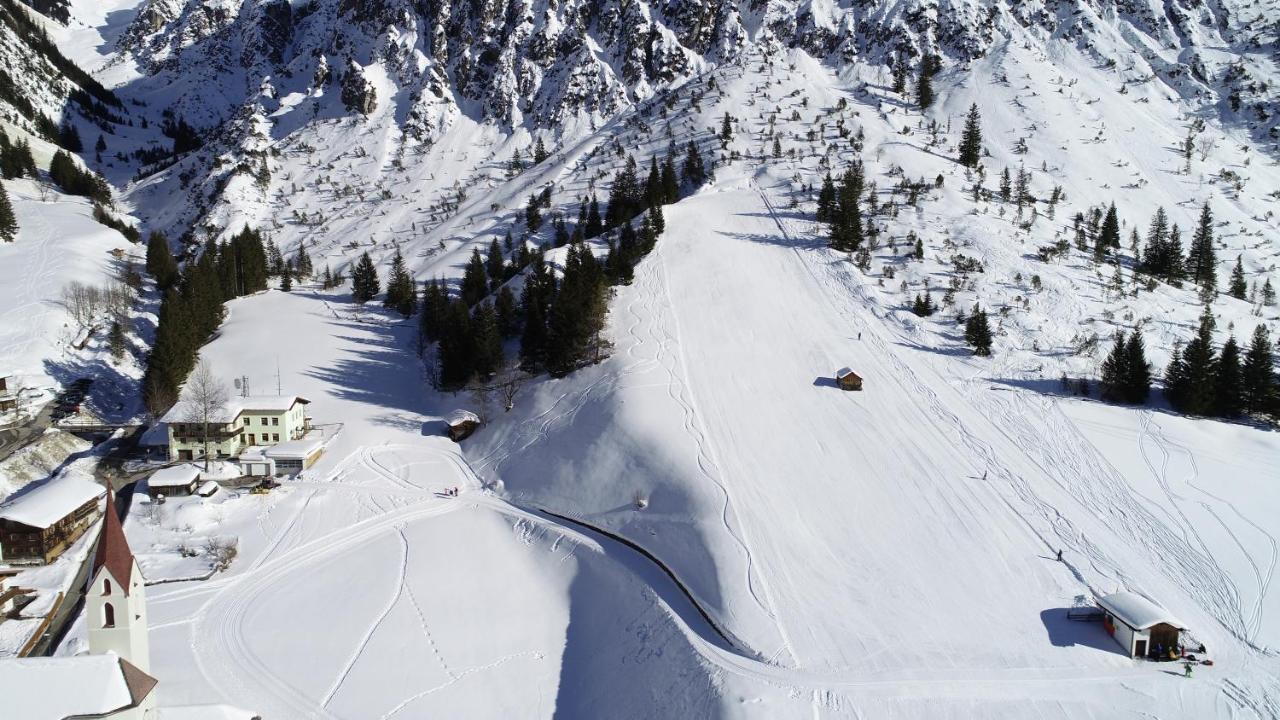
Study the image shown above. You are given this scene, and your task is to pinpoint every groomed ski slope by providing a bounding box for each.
[139,168,1279,717]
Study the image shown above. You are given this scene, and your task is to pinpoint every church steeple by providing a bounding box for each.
[88,493,149,672]
[92,494,135,595]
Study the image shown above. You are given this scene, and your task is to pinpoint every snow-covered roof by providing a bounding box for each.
[0,478,104,529]
[159,395,309,424]
[447,410,481,427]
[148,464,202,488]
[197,480,220,497]
[0,654,157,719]
[263,437,325,459]
[836,367,858,378]
[1097,592,1185,631]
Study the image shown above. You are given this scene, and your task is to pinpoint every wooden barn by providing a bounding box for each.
[836,367,863,391]
[446,410,481,442]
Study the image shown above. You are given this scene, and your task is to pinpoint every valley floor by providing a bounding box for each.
[129,167,1279,718]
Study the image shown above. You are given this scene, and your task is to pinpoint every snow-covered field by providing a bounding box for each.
[17,0,1279,716]
[0,179,145,419]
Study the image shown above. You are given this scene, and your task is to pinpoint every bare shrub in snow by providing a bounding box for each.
[205,537,238,571]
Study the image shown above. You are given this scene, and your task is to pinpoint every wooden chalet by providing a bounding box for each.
[836,367,863,391]
[446,410,481,442]
[0,479,105,565]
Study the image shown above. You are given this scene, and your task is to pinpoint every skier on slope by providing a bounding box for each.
[1183,661,1193,678]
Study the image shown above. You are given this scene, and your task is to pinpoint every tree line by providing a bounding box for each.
[409,141,705,391]
[142,227,270,414]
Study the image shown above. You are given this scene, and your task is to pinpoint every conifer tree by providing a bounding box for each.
[891,55,909,95]
[280,264,292,291]
[461,248,489,306]
[486,237,505,285]
[1100,331,1130,402]
[437,299,475,389]
[553,215,570,247]
[964,304,993,356]
[1264,278,1276,306]
[916,62,934,110]
[1242,325,1276,415]
[533,137,548,164]
[584,195,603,238]
[660,153,679,203]
[495,286,519,338]
[1215,334,1243,417]
[1228,256,1248,300]
[999,167,1011,202]
[1167,306,1217,415]
[351,251,380,303]
[816,174,836,223]
[1124,328,1152,404]
[1186,202,1217,292]
[108,320,126,361]
[682,140,705,186]
[295,241,313,278]
[472,301,504,379]
[322,265,334,289]
[958,103,982,168]
[418,278,449,345]
[146,231,179,290]
[0,182,17,241]
[828,163,864,252]
[519,255,553,370]
[384,246,416,316]
[649,203,665,236]
[1096,203,1120,260]
[720,112,733,141]
[267,240,283,276]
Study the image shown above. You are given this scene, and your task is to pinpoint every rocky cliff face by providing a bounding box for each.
[118,0,1276,134]
[102,0,1276,241]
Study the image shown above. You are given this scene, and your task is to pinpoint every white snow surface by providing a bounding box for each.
[26,3,1280,718]
[0,653,139,719]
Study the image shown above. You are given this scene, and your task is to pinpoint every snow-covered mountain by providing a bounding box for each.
[3,0,1279,716]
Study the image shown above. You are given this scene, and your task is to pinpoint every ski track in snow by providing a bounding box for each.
[753,178,1276,661]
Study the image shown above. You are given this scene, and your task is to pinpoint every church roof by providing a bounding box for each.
[0,654,156,719]
[92,497,136,595]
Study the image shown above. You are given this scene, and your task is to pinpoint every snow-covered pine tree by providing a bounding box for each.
[1186,202,1217,293]
[461,248,489,306]
[1242,325,1276,415]
[351,251,379,303]
[1228,256,1248,300]
[1124,329,1152,404]
[1096,204,1120,261]
[1100,331,1130,402]
[1215,335,1243,417]
[1168,306,1218,415]
[0,182,17,241]
[146,231,178,289]
[958,104,982,168]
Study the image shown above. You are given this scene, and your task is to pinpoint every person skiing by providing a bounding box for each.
[1183,661,1193,678]
[1056,549,1063,562]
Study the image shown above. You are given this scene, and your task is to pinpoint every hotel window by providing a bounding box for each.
[272,417,279,426]
[273,434,280,442]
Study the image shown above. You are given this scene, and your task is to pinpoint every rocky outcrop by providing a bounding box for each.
[340,64,377,114]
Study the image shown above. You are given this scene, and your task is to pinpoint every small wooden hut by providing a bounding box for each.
[836,367,863,391]
[446,410,481,442]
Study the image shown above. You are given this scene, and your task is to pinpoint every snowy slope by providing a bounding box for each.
[28,0,1280,717]
[0,178,144,404]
